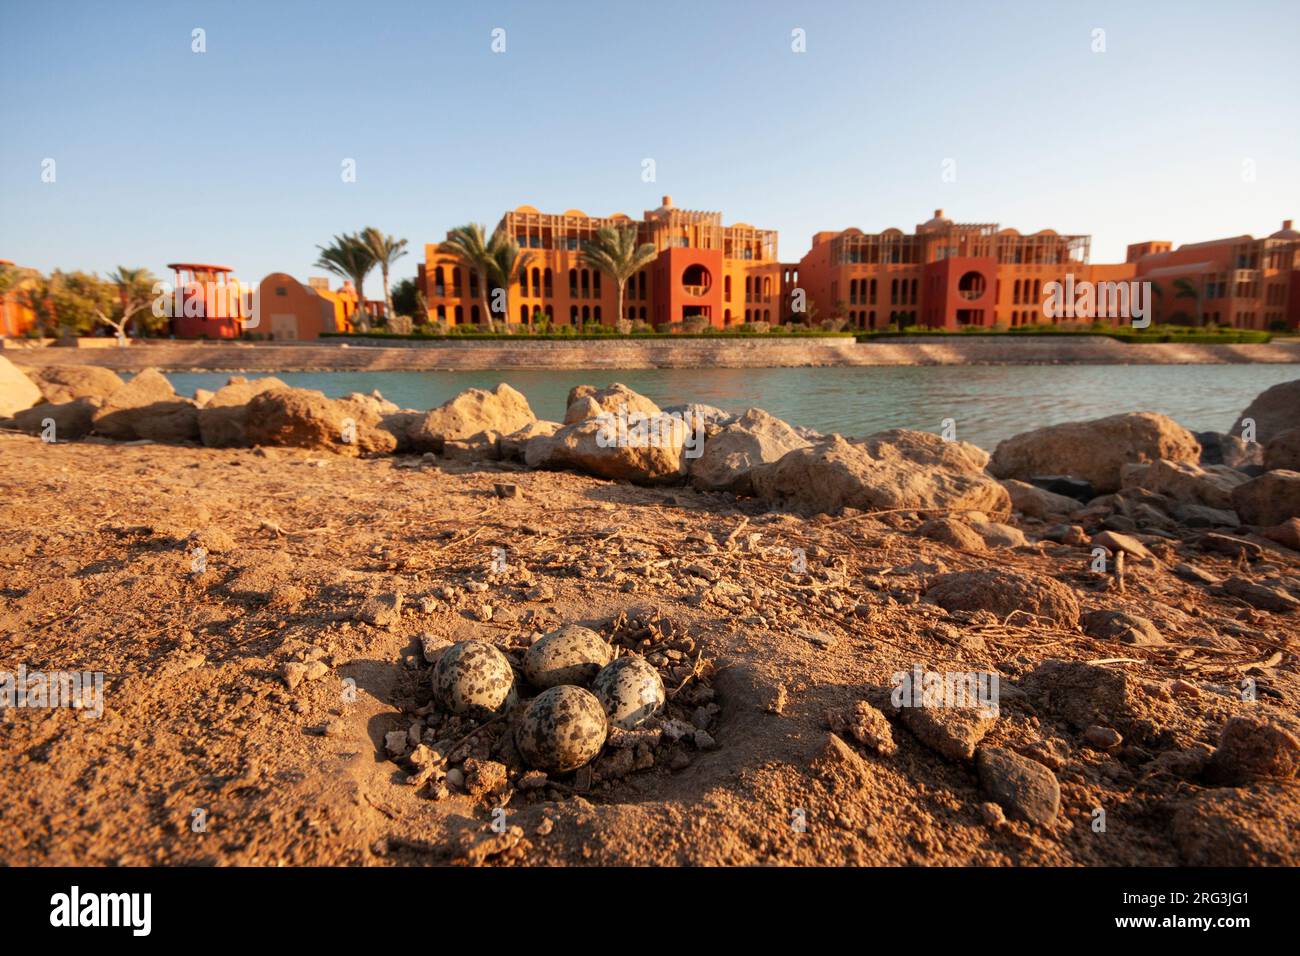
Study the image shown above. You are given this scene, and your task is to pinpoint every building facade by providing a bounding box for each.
[1126,220,1300,330]
[416,197,784,329]
[796,210,1145,330]
[253,273,359,340]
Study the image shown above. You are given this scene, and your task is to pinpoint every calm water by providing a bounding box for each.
[164,365,1300,451]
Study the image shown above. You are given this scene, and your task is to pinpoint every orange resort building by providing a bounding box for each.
[417,196,786,329]
[797,210,1136,330]
[1125,219,1300,330]
[0,259,39,336]
[254,274,360,340]
[797,210,1300,331]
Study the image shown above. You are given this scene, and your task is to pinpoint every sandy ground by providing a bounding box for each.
[1,431,1297,866]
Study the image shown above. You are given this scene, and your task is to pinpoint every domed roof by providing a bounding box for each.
[562,208,588,218]
[1270,218,1299,239]
[514,204,539,214]
[918,208,952,232]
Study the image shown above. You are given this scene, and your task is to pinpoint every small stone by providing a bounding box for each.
[797,628,836,649]
[976,746,1060,825]
[979,801,1006,827]
[660,718,695,742]
[384,730,408,757]
[1081,609,1165,646]
[693,729,717,750]
[826,701,897,756]
[409,744,438,767]
[1173,562,1222,585]
[1083,726,1123,751]
[898,705,993,761]
[360,591,403,628]
[765,684,788,715]
[594,747,636,781]
[1091,530,1155,562]
[517,770,548,790]
[493,482,520,499]
[419,633,451,663]
[1198,533,1263,560]
[304,660,330,682]
[445,767,466,789]
[1205,715,1300,785]
[1222,576,1300,613]
[281,661,308,690]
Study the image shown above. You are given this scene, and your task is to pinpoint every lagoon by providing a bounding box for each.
[164,363,1300,451]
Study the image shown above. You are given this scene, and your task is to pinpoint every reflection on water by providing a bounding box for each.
[165,364,1300,451]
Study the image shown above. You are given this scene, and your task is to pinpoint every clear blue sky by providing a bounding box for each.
[2,0,1297,299]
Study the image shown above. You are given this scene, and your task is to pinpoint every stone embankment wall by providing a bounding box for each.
[4,336,1299,372]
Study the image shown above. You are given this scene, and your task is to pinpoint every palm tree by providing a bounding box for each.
[94,266,157,345]
[579,226,658,330]
[1172,277,1202,326]
[360,227,408,327]
[487,232,534,331]
[440,223,494,327]
[315,233,376,331]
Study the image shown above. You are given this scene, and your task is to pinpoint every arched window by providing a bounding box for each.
[570,305,578,323]
[471,305,480,323]
[764,309,770,322]
[454,305,463,323]
[531,268,540,297]
[638,307,646,320]
[544,269,553,296]
[582,305,590,322]
[581,270,590,298]
[763,277,771,298]
[744,276,753,300]
[724,275,732,301]
[437,305,446,321]
[435,267,446,297]
[452,268,463,296]
[724,309,732,324]
[593,306,601,322]
[469,269,480,297]
[593,272,601,296]
[520,305,528,324]
[569,269,578,296]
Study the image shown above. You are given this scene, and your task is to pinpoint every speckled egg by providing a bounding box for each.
[432,640,518,718]
[524,624,614,689]
[515,685,608,772]
[591,655,665,729]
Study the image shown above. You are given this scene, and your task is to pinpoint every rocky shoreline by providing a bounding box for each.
[1,354,1298,866]
[5,335,1300,372]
